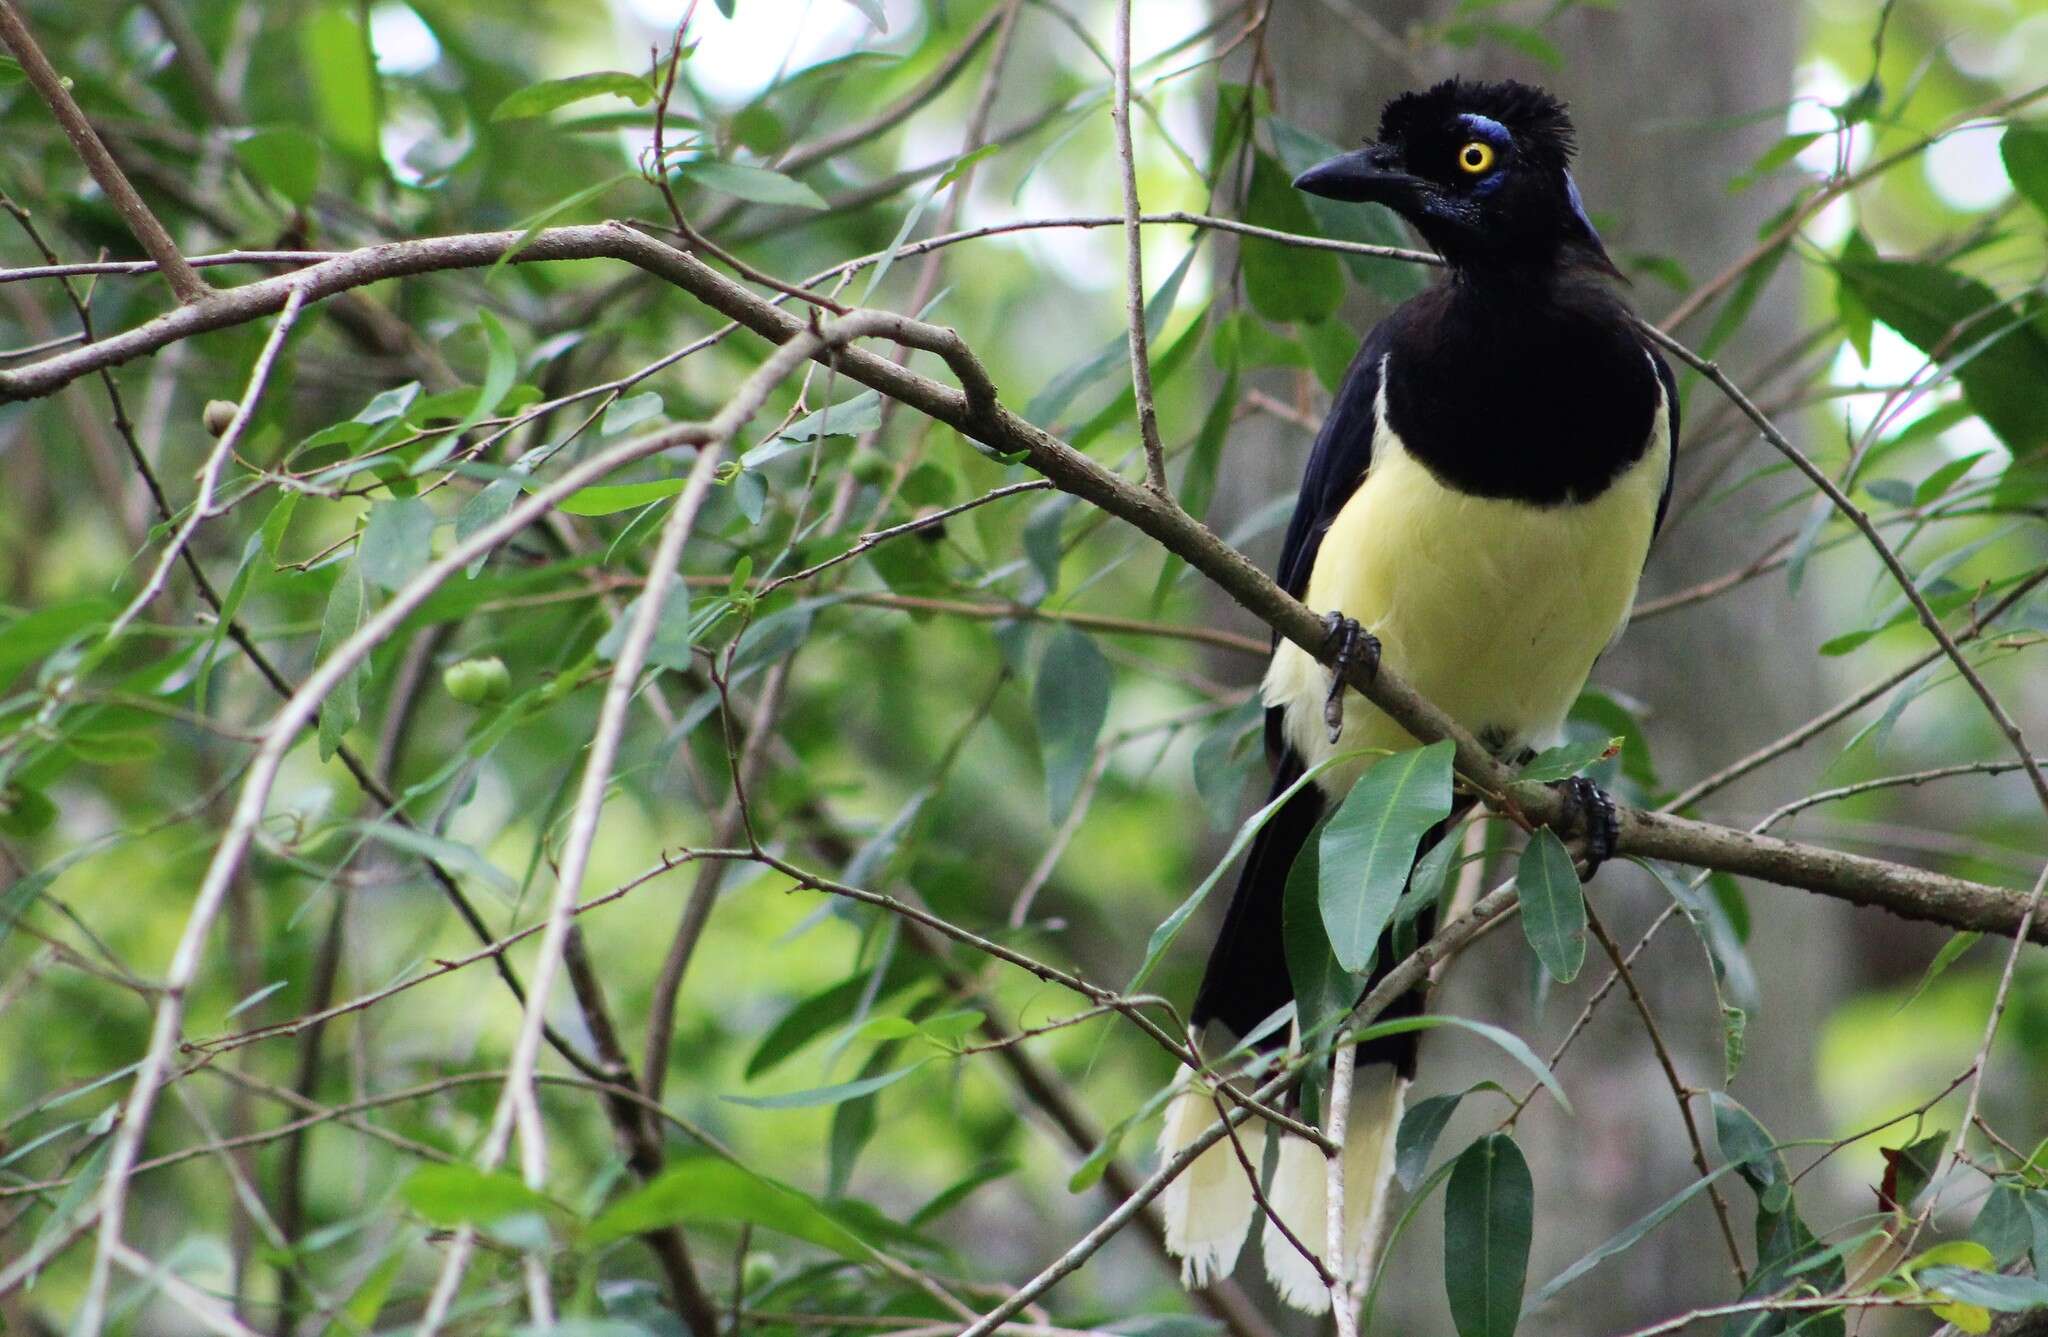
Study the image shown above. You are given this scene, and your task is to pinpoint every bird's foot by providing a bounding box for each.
[1320,611,1380,743]
[1553,776,1619,881]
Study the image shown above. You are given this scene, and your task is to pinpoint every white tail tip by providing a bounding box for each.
[1156,1064,1409,1312]
[1157,1081,1263,1288]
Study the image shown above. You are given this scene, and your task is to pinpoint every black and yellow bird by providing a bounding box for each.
[1159,79,1677,1308]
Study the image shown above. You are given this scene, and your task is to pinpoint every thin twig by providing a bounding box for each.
[0,0,209,303]
[1110,0,1168,493]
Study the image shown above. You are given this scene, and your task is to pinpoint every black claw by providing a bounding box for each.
[1555,776,1619,880]
[1320,611,1380,744]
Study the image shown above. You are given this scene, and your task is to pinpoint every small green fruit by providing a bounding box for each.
[443,656,510,704]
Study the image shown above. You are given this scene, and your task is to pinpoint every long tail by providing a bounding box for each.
[1160,750,1451,1308]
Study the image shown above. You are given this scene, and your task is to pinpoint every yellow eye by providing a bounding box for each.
[1456,141,1496,174]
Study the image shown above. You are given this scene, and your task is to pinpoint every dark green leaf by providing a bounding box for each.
[1517,829,1585,984]
[1318,741,1455,973]
[316,564,366,761]
[1242,150,1344,324]
[1838,254,2048,454]
[1444,1133,1534,1337]
[1268,120,1428,299]
[1396,1084,1501,1192]
[1035,627,1111,823]
[746,958,930,1079]
[1283,829,1364,1039]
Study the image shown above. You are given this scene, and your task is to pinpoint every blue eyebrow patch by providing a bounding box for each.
[1457,113,1511,144]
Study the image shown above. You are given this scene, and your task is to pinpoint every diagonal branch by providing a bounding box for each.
[0,0,209,304]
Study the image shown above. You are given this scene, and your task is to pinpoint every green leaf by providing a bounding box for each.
[1728,132,1822,193]
[1518,737,1620,784]
[1268,120,1427,299]
[0,786,55,838]
[358,499,435,591]
[0,598,115,685]
[1023,247,1196,427]
[2001,123,2048,223]
[602,392,665,436]
[557,478,688,516]
[1917,1265,2048,1312]
[1127,754,1352,994]
[1974,1184,2037,1268]
[684,160,828,210]
[1897,931,1981,1013]
[233,127,321,207]
[1517,829,1586,984]
[491,71,655,121]
[1444,1133,1534,1337]
[316,564,366,761]
[1242,150,1344,324]
[1396,1083,1502,1192]
[300,7,379,162]
[596,587,694,672]
[1837,254,2048,454]
[1354,1013,1568,1113]
[411,310,518,474]
[1318,741,1455,973]
[486,172,636,282]
[1035,627,1111,823]
[1711,1092,1788,1204]
[1283,829,1364,1039]
[757,392,884,455]
[588,1155,870,1256]
[1528,1162,1744,1310]
[725,1063,923,1110]
[401,1165,552,1227]
[746,958,929,1079]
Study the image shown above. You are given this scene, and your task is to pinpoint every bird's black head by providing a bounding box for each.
[1293,78,1619,280]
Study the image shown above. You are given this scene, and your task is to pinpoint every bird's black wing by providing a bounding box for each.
[1647,342,1679,540]
[1274,316,1398,602]
[1261,317,1398,764]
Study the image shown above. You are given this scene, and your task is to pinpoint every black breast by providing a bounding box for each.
[1381,277,1661,505]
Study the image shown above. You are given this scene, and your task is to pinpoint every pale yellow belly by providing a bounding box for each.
[1265,406,1667,792]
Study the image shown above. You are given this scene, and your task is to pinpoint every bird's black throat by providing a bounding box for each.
[1379,269,1661,506]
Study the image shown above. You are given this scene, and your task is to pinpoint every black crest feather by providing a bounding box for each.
[1377,78,1577,167]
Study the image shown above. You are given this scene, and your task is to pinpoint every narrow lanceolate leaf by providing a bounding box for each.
[1528,1162,1744,1309]
[1517,828,1586,983]
[401,1165,553,1227]
[684,160,828,211]
[490,71,655,121]
[588,1155,870,1257]
[722,1061,923,1110]
[1444,1133,1534,1337]
[316,563,366,761]
[1319,740,1455,973]
[1034,627,1111,823]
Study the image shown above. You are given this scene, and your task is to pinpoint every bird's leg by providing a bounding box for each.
[1320,611,1380,743]
[1552,776,1619,881]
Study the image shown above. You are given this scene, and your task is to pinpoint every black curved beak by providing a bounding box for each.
[1292,144,1422,210]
